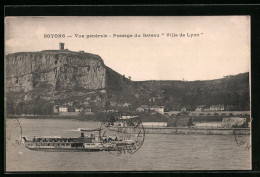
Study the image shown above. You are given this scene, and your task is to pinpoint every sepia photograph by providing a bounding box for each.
[5,16,251,171]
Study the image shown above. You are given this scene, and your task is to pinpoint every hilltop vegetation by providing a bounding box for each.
[107,72,250,111]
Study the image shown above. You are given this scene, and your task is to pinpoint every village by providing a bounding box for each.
[52,101,250,118]
[47,100,250,130]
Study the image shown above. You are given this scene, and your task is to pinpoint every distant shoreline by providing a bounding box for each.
[6,116,250,135]
[6,112,250,123]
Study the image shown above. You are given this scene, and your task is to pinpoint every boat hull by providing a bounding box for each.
[25,146,108,152]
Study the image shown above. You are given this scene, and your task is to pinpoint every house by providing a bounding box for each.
[195,108,202,112]
[95,96,102,102]
[53,105,59,113]
[149,106,164,114]
[75,108,83,112]
[59,106,68,112]
[68,102,73,106]
[195,105,206,112]
[107,109,116,113]
[85,97,91,101]
[110,102,117,106]
[139,105,149,112]
[181,107,187,112]
[210,104,225,111]
[149,97,156,102]
[123,103,131,107]
[136,107,145,112]
[225,105,235,111]
[85,108,92,112]
[100,89,106,94]
[116,103,124,107]
[83,101,90,106]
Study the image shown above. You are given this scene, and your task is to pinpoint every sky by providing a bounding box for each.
[5,16,250,81]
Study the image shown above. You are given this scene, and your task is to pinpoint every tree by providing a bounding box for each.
[105,101,111,111]
[6,101,15,115]
[17,102,25,115]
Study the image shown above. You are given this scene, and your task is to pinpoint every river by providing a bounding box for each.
[5,118,251,171]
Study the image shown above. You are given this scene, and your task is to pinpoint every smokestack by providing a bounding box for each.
[59,43,64,50]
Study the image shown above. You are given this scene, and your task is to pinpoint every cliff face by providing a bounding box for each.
[5,50,106,93]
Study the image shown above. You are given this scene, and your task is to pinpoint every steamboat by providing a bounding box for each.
[22,128,135,152]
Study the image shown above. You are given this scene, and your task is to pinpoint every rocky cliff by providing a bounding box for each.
[6,50,106,93]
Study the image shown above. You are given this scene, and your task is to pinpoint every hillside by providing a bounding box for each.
[5,47,250,115]
[135,73,250,111]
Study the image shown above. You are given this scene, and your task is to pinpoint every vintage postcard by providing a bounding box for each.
[5,16,251,171]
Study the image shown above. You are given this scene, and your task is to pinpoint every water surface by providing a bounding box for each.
[6,118,251,171]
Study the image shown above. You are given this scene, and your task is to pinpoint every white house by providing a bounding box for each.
[85,108,92,112]
[110,102,117,106]
[139,105,149,112]
[181,107,187,112]
[210,104,225,111]
[59,106,68,112]
[149,106,164,114]
[53,105,59,113]
[123,103,131,107]
[75,108,83,112]
[195,105,206,112]
[149,97,156,102]
[136,107,145,112]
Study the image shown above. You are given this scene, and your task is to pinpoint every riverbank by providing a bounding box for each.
[6,117,250,135]
[141,127,250,135]
[6,112,169,122]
